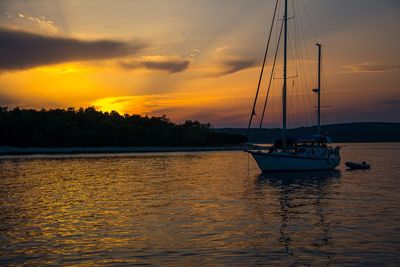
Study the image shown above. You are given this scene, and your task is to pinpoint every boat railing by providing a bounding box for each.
[243,143,272,152]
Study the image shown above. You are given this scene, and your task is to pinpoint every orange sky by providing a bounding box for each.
[0,0,399,127]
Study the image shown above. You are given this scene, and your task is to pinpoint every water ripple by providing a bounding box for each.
[1,144,400,266]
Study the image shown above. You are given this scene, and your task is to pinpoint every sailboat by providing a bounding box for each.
[244,0,341,172]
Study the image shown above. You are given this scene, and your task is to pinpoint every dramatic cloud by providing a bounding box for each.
[216,46,230,53]
[4,12,12,20]
[216,58,257,76]
[120,56,190,73]
[342,62,400,73]
[15,12,60,34]
[0,27,147,71]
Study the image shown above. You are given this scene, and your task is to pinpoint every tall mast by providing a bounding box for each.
[317,43,322,135]
[245,0,280,139]
[282,0,288,147]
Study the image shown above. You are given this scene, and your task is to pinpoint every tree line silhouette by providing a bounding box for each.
[0,107,246,147]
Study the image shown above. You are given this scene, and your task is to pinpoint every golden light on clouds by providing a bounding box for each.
[0,0,399,126]
[93,96,156,115]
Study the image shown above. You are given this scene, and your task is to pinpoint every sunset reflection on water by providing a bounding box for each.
[1,144,400,266]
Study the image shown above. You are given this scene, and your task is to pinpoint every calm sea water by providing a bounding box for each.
[1,143,399,266]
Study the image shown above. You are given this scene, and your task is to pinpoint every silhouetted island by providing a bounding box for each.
[0,107,246,148]
[1,107,398,156]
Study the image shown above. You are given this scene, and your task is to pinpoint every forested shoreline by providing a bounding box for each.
[0,107,246,147]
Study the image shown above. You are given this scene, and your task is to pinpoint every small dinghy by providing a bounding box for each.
[345,161,370,170]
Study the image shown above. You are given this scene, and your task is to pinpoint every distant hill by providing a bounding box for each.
[215,122,400,143]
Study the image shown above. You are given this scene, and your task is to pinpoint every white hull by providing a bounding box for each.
[249,151,340,172]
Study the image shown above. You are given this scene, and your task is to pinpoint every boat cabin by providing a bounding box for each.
[269,136,333,153]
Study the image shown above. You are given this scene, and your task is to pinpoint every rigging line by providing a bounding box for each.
[297,3,314,126]
[293,1,309,126]
[259,19,284,129]
[321,49,332,125]
[272,71,276,128]
[302,1,318,43]
[287,16,297,127]
[246,0,280,139]
[291,2,301,126]
[289,2,298,125]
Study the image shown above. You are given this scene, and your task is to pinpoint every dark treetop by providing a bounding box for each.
[0,107,246,147]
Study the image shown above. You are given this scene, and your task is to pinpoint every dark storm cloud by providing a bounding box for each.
[142,60,189,73]
[216,58,257,76]
[120,57,190,73]
[0,27,147,71]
